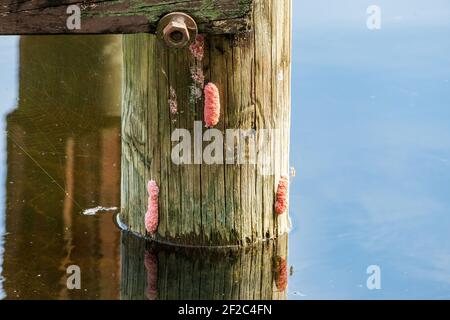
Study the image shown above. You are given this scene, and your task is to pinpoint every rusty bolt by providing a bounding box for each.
[163,20,189,47]
[157,12,198,49]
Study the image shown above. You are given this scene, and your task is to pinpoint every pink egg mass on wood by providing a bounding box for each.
[275,175,289,215]
[204,82,221,128]
[145,180,160,234]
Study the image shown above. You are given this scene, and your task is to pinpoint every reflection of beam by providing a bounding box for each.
[98,127,121,297]
[120,231,289,300]
[58,137,74,299]
[2,35,122,299]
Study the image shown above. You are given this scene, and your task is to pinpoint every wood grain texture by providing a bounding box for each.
[121,0,292,247]
[0,0,252,35]
[120,231,288,300]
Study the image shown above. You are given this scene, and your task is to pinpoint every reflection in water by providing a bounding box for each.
[1,35,291,300]
[120,231,288,300]
[2,1,449,299]
[3,35,122,299]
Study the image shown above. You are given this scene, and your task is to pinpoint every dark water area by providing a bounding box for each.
[1,0,450,300]
[1,36,122,299]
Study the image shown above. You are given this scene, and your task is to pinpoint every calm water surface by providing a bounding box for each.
[0,0,450,299]
[0,35,122,299]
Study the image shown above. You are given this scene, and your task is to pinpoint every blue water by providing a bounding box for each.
[288,0,450,299]
[0,36,19,300]
[1,1,450,299]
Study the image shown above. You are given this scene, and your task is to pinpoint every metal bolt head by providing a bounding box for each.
[157,12,198,49]
[163,19,190,48]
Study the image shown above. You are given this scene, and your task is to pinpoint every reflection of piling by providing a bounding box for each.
[3,35,122,299]
[121,0,292,247]
[120,231,289,300]
[18,35,122,117]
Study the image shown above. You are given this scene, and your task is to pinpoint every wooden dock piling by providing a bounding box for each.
[120,0,292,247]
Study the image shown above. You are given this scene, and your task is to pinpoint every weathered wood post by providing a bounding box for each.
[120,0,292,247]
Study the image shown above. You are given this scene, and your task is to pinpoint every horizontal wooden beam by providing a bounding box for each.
[0,0,253,35]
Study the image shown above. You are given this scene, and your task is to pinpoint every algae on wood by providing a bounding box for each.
[0,0,253,34]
